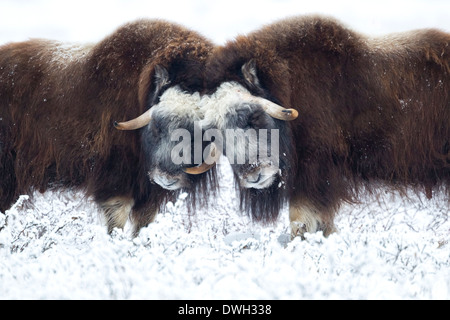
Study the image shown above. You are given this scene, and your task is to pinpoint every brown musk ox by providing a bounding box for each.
[199,15,449,239]
[0,19,215,236]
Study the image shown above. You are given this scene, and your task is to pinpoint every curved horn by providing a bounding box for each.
[254,97,298,121]
[114,108,152,130]
[183,161,216,175]
[184,143,219,175]
[238,91,298,121]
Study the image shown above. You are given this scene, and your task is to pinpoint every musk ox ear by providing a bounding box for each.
[115,65,171,131]
[137,64,171,110]
[241,59,262,92]
[153,65,170,90]
[148,64,171,106]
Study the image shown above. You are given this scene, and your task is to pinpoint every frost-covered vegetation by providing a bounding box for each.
[1,164,448,299]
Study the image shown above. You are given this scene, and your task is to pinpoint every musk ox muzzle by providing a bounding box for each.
[114,76,207,191]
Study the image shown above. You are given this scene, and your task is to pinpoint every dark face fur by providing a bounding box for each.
[201,61,294,190]
[140,66,206,190]
[221,103,281,189]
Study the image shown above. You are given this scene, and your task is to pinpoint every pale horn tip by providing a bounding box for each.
[113,108,153,131]
[282,108,299,121]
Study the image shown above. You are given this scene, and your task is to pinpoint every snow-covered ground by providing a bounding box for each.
[1,162,449,299]
[1,0,449,300]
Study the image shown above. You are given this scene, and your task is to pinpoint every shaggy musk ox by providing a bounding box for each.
[202,15,449,238]
[0,19,215,236]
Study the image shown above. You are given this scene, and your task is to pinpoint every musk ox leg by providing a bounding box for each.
[99,196,134,233]
[0,149,17,214]
[129,206,159,238]
[289,200,336,240]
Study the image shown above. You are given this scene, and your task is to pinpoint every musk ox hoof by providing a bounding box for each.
[290,221,308,240]
[290,221,336,240]
[289,201,336,240]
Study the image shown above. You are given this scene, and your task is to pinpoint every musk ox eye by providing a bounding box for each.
[229,105,258,129]
[248,109,270,128]
[152,126,160,137]
[147,121,164,139]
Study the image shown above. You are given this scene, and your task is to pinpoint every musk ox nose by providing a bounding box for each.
[153,175,182,190]
[239,164,279,189]
[149,167,185,190]
[247,172,262,184]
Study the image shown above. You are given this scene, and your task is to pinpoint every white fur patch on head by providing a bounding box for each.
[152,85,203,121]
[199,82,255,129]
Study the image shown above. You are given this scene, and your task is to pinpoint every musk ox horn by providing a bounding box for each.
[254,97,298,121]
[114,108,153,130]
[238,90,298,121]
[184,142,219,175]
[183,161,216,175]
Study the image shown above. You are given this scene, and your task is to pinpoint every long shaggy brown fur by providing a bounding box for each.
[0,19,214,235]
[205,15,449,227]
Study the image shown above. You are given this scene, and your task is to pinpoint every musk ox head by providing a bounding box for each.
[115,64,213,191]
[198,60,297,190]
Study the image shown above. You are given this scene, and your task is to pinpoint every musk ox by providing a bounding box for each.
[201,15,449,238]
[0,19,215,236]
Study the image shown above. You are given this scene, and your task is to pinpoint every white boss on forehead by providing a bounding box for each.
[152,85,203,121]
[199,81,299,129]
[114,85,203,130]
[115,80,297,131]
[199,82,255,129]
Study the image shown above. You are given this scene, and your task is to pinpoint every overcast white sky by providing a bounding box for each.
[1,0,449,45]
